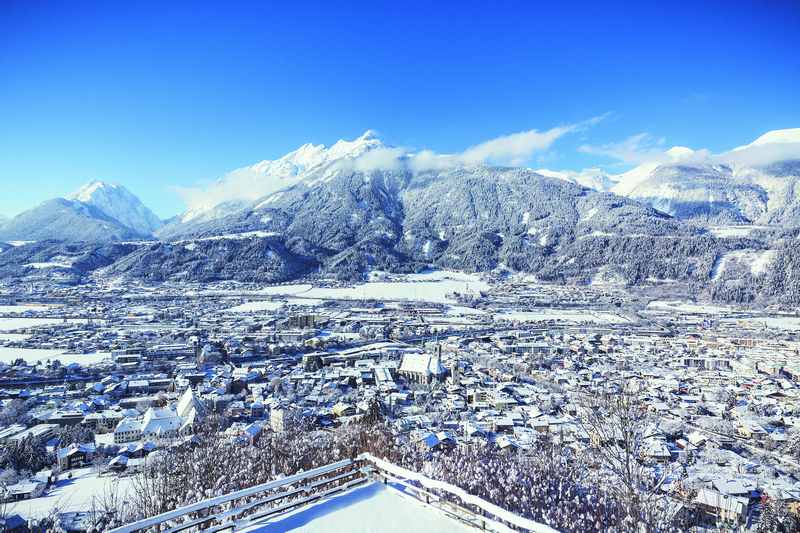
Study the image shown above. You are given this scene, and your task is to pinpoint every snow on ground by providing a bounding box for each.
[285,297,324,306]
[24,262,73,269]
[646,300,733,314]
[255,284,315,296]
[303,271,489,304]
[6,467,133,520]
[446,305,487,316]
[226,301,285,313]
[0,317,93,331]
[0,304,62,313]
[0,333,30,341]
[495,310,631,324]
[721,316,800,331]
[711,249,776,280]
[175,230,281,244]
[0,348,111,365]
[243,482,474,533]
[708,225,770,238]
[206,272,488,304]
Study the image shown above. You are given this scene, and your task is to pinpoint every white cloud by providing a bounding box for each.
[578,133,669,165]
[721,129,800,167]
[722,142,800,167]
[460,126,576,166]
[173,165,276,215]
[583,128,800,174]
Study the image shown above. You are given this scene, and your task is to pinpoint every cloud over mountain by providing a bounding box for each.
[175,115,610,218]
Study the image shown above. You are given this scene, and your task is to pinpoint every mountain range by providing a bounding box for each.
[1,129,799,305]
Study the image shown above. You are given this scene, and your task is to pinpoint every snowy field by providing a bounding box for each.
[226,301,285,313]
[285,297,325,306]
[0,347,111,365]
[7,467,133,519]
[303,271,489,304]
[0,332,30,341]
[216,271,490,305]
[0,304,62,313]
[0,317,93,331]
[446,305,487,316]
[645,300,734,315]
[243,482,473,533]
[495,309,631,324]
[255,284,314,296]
[708,225,770,238]
[721,316,800,331]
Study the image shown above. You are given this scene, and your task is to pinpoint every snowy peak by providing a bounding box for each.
[68,180,121,202]
[67,180,162,235]
[255,130,385,174]
[179,131,388,222]
[0,179,160,242]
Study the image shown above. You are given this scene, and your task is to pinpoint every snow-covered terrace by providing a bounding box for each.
[109,454,557,533]
[241,482,473,533]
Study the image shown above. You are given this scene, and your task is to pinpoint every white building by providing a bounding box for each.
[399,349,446,385]
[114,387,206,444]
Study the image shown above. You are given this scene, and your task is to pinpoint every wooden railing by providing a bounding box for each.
[109,455,557,533]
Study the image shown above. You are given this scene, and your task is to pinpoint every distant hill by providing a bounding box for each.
[0,181,161,242]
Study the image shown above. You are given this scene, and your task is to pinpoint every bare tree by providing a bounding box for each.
[0,480,8,525]
[578,390,685,531]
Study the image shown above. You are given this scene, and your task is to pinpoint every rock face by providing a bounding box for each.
[0,182,161,242]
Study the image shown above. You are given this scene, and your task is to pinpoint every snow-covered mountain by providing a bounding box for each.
[610,147,699,196]
[601,130,800,225]
[534,168,617,192]
[529,130,800,226]
[0,181,161,242]
[3,128,800,306]
[68,181,162,235]
[177,130,385,224]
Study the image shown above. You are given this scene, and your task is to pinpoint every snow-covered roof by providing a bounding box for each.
[399,352,445,376]
[141,408,181,435]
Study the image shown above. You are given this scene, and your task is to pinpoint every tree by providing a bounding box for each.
[578,391,684,531]
[56,425,95,447]
[0,436,50,473]
[758,496,800,533]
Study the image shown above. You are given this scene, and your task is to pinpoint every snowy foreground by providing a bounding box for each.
[241,481,475,533]
[7,467,133,519]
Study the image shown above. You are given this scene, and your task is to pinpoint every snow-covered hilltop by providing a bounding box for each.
[69,181,162,236]
[179,130,385,223]
[0,181,161,242]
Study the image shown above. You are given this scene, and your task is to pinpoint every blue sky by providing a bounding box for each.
[1,0,798,218]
